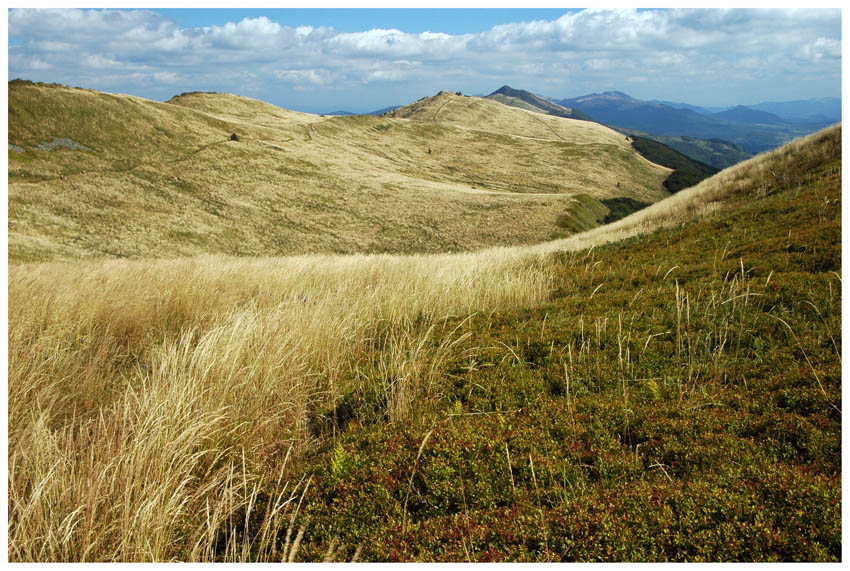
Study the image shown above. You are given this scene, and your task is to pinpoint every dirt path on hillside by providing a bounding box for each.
[524,111,568,141]
[371,171,578,199]
[431,98,454,123]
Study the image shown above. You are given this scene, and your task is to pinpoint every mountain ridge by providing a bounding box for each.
[484,85,593,121]
[711,105,787,125]
[556,90,835,153]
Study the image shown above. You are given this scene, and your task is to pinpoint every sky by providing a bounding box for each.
[6,6,843,114]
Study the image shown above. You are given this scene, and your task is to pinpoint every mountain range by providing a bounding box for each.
[328,87,838,167]
[555,91,835,154]
[654,97,841,123]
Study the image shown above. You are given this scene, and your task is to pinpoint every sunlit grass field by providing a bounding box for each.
[7,124,840,561]
[8,83,670,263]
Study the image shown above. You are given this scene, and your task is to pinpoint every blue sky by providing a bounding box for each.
[154,9,580,35]
[7,7,842,114]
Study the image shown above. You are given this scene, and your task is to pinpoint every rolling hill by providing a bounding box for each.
[9,121,841,561]
[8,82,671,263]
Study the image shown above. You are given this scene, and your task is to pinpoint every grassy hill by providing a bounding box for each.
[8,82,670,263]
[8,122,840,561]
[388,91,604,142]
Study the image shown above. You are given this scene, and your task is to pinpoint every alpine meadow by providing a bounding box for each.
[5,11,843,561]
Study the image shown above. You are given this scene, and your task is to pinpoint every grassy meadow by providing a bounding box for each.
[7,118,841,561]
[8,83,670,263]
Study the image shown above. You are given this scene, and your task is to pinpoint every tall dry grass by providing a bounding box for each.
[8,249,551,560]
[7,124,839,561]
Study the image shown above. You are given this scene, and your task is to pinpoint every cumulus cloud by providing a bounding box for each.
[799,37,842,62]
[30,58,51,70]
[153,71,180,84]
[7,8,841,109]
[86,55,122,69]
[204,16,283,50]
[274,68,337,87]
[326,28,468,60]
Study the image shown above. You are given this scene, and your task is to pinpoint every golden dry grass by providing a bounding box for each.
[7,82,838,561]
[8,84,669,263]
[8,248,552,560]
[390,91,599,142]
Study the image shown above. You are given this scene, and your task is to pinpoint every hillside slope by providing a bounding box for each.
[280,124,844,562]
[8,82,671,262]
[8,125,840,562]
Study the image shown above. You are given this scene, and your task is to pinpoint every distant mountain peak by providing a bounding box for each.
[484,85,593,122]
[573,91,635,103]
[490,85,520,97]
[601,91,633,99]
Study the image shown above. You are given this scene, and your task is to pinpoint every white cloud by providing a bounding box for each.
[585,59,616,71]
[325,27,465,59]
[153,72,180,84]
[154,31,191,52]
[6,8,841,108]
[35,41,74,52]
[274,69,336,87]
[799,37,842,62]
[203,16,283,50]
[86,55,122,69]
[365,69,406,82]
